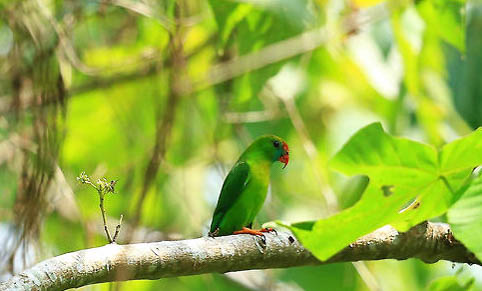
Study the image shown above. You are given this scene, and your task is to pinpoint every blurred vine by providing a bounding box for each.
[0,0,66,274]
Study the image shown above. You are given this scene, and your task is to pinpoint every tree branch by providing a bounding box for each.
[0,222,479,290]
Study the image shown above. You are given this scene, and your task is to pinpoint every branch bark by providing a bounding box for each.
[0,222,479,290]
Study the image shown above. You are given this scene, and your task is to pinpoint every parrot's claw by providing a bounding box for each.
[260,228,277,235]
[259,235,266,245]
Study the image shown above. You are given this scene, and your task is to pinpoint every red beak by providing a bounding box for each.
[278,141,289,169]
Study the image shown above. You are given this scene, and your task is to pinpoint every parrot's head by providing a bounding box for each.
[244,135,289,169]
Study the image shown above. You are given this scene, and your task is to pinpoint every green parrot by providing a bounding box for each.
[209,135,289,237]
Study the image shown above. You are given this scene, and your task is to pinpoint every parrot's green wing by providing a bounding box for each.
[210,161,250,234]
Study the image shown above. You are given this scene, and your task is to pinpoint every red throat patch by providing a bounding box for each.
[279,141,289,169]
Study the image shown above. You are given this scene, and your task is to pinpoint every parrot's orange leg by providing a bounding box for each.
[233,227,276,236]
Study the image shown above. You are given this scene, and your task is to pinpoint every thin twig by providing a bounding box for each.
[99,194,113,243]
[112,215,123,243]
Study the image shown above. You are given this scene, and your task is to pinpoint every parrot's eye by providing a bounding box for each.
[273,140,280,148]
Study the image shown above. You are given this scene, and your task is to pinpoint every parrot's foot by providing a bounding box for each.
[233,227,268,245]
[208,228,219,238]
[233,227,265,236]
[233,227,278,245]
[233,227,277,236]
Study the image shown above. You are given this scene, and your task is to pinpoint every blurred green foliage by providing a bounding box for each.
[1,0,481,290]
[428,275,475,291]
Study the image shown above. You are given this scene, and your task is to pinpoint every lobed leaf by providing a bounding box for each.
[289,123,482,261]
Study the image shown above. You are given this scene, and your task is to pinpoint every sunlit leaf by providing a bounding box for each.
[289,123,481,260]
[440,129,482,174]
[339,175,369,209]
[330,123,438,190]
[291,184,406,261]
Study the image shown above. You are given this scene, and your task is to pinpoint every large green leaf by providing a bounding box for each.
[288,123,482,261]
[447,172,482,261]
[330,123,438,190]
[291,183,408,260]
[440,129,482,173]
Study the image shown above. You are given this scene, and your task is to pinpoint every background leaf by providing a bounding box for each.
[428,276,474,291]
[450,4,482,129]
[447,172,482,261]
